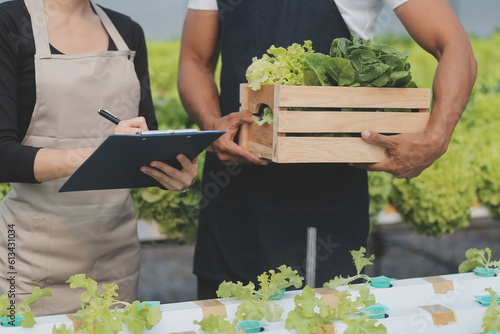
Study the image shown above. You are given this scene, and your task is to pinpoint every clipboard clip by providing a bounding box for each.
[136,129,199,135]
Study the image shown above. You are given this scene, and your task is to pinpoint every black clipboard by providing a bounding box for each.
[58,130,224,192]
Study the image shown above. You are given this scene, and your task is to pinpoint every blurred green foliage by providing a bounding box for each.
[2,33,500,241]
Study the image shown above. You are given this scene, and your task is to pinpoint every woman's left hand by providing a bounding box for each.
[140,154,199,192]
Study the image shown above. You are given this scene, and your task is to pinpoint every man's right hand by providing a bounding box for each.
[178,9,267,166]
[210,110,269,165]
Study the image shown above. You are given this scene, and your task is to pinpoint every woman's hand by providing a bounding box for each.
[140,154,199,192]
[114,117,149,135]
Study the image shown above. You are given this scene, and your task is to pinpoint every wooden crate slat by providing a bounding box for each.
[277,85,431,109]
[240,84,278,114]
[277,110,430,133]
[275,137,386,163]
[239,123,273,159]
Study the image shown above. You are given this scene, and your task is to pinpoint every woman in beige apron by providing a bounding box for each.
[0,0,196,315]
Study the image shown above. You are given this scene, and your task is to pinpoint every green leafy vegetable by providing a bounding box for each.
[285,285,385,334]
[245,41,315,91]
[253,107,274,125]
[216,265,303,322]
[193,314,242,334]
[285,247,387,334]
[285,286,337,334]
[482,288,500,332]
[458,248,500,273]
[342,314,387,334]
[389,140,477,237]
[257,265,304,298]
[323,57,356,86]
[323,247,374,290]
[246,37,416,90]
[0,286,52,328]
[304,53,332,86]
[52,274,162,334]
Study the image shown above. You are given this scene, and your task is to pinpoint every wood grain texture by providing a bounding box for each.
[277,85,431,109]
[275,137,386,163]
[277,110,430,133]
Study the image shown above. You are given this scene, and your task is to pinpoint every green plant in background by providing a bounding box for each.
[476,139,500,219]
[460,93,500,219]
[146,40,182,98]
[389,139,478,238]
[132,182,201,243]
[368,172,393,226]
[130,40,205,243]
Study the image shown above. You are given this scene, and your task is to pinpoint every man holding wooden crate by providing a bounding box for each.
[178,0,476,299]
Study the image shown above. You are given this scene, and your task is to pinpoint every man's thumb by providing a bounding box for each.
[361,130,373,141]
[362,130,385,144]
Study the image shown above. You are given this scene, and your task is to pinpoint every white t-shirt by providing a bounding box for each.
[186,0,409,39]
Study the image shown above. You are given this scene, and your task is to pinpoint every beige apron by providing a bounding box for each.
[0,0,141,316]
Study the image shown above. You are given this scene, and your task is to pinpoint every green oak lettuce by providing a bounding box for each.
[389,139,477,237]
[246,40,315,91]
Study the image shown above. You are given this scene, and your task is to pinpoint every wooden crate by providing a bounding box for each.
[238,84,431,163]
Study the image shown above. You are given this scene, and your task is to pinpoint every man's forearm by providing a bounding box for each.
[178,61,221,131]
[425,41,477,150]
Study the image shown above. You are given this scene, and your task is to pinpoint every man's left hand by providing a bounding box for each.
[352,130,448,179]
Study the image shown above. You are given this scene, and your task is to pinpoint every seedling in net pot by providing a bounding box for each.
[323,246,375,290]
[216,265,303,323]
[0,286,52,328]
[51,274,162,334]
[459,247,500,277]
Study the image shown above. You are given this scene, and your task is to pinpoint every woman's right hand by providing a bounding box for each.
[114,117,149,135]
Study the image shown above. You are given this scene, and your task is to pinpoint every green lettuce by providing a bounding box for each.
[389,139,477,237]
[306,36,415,88]
[246,41,315,91]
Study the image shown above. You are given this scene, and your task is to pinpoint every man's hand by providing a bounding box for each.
[353,130,448,179]
[364,0,477,179]
[210,110,268,165]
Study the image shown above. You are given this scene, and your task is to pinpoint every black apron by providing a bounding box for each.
[194,0,369,288]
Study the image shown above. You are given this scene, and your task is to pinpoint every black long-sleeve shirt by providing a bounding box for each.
[0,0,156,183]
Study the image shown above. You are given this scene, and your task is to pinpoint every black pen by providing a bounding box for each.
[98,108,122,125]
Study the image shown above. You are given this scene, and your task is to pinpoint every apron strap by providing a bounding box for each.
[90,0,129,51]
[27,0,51,56]
[27,0,130,57]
